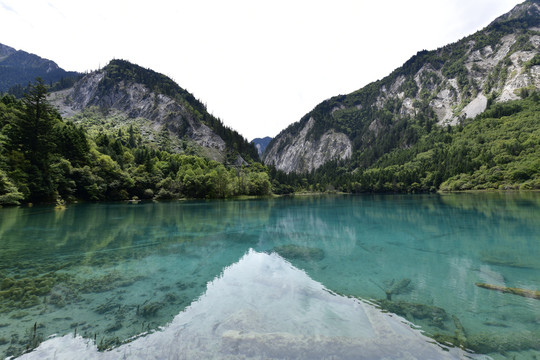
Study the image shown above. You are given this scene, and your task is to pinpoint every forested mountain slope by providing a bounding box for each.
[268,90,539,194]
[0,58,268,205]
[49,59,258,163]
[263,0,540,174]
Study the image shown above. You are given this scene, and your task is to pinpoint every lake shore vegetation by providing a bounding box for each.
[0,80,271,206]
[1,80,538,206]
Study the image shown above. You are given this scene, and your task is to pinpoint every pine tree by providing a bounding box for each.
[13,78,61,201]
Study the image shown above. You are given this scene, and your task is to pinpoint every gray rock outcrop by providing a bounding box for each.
[49,70,226,156]
[263,118,352,174]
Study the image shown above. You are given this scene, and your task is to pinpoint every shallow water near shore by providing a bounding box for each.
[0,193,539,359]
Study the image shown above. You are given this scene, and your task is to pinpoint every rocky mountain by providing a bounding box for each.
[251,136,273,157]
[263,0,540,174]
[49,59,258,163]
[0,43,80,93]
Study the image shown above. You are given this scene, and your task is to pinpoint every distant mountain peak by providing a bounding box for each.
[251,136,273,157]
[0,42,79,93]
[1,50,60,72]
[493,0,540,24]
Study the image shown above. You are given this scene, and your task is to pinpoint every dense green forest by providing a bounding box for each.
[1,78,538,205]
[0,79,271,205]
[271,92,540,194]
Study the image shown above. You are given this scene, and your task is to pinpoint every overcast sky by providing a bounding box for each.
[1,0,523,140]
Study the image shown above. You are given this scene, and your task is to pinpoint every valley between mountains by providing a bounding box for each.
[0,0,539,205]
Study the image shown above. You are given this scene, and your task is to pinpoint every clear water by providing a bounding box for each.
[0,194,539,359]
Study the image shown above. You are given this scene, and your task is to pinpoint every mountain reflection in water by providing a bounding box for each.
[20,250,480,360]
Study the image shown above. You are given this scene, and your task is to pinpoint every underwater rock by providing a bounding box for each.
[78,272,137,293]
[176,281,196,290]
[467,331,540,353]
[138,301,163,318]
[48,292,65,308]
[95,300,119,314]
[10,311,29,319]
[384,278,413,300]
[452,315,467,349]
[475,282,540,300]
[48,284,79,308]
[375,299,448,323]
[105,322,123,333]
[272,244,325,261]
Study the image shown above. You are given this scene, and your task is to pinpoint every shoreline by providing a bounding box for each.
[2,189,540,208]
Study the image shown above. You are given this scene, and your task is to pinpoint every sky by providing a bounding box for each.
[0,0,523,140]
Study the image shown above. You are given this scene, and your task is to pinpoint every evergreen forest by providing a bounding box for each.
[0,79,271,205]
[1,79,539,206]
[271,92,540,194]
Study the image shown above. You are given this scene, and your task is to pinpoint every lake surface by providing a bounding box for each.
[0,194,539,359]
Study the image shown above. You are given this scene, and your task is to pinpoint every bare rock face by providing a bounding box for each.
[462,93,488,120]
[380,33,539,126]
[263,118,352,174]
[49,70,226,154]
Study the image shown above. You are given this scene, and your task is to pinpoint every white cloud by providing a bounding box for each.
[0,0,523,140]
[0,1,16,13]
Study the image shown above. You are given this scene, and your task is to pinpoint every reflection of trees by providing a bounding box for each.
[1,194,538,356]
[439,192,540,222]
[257,194,540,346]
[0,200,274,271]
[256,194,540,276]
[0,200,275,358]
[342,193,540,269]
[264,196,358,258]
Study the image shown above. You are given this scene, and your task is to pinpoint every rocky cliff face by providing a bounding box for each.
[263,118,352,173]
[264,0,540,174]
[49,62,234,161]
[53,72,225,150]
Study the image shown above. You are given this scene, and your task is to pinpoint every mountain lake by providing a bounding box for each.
[0,193,539,359]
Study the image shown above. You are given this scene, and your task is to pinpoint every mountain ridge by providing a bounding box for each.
[0,42,80,94]
[263,0,540,174]
[49,59,259,163]
[251,136,273,157]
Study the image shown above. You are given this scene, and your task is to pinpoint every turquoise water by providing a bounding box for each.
[0,194,539,359]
